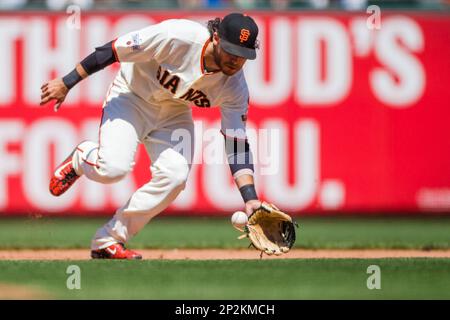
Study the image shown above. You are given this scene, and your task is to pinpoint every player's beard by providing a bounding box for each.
[214,44,237,76]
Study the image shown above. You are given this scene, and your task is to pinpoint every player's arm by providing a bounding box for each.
[228,141,261,216]
[40,40,118,111]
[41,22,170,111]
[221,112,261,217]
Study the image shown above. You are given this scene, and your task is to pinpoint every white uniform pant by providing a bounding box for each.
[73,80,194,250]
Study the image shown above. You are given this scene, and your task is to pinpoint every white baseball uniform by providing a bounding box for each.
[70,19,251,250]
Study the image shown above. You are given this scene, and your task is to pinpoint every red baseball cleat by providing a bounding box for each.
[91,243,143,260]
[49,147,81,196]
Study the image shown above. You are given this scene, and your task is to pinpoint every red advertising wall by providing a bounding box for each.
[0,11,449,215]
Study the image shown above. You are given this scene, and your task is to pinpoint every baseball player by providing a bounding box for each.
[40,13,261,259]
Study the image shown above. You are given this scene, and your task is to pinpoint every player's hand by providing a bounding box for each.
[245,199,262,217]
[40,78,69,112]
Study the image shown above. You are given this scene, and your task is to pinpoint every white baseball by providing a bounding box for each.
[231,211,248,231]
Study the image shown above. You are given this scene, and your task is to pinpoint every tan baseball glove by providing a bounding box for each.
[238,202,298,256]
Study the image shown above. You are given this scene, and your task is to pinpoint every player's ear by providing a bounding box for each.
[213,32,220,45]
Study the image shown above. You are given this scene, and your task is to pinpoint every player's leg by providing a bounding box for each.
[74,95,145,183]
[49,85,146,196]
[91,110,195,253]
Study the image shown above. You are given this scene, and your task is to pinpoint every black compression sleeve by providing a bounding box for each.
[223,135,254,176]
[80,40,118,75]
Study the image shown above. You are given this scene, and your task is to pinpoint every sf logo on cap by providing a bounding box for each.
[239,29,250,43]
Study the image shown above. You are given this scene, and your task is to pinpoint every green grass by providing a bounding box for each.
[0,216,449,250]
[1,217,449,300]
[0,259,449,299]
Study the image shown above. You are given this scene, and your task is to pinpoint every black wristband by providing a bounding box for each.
[62,68,83,90]
[239,184,258,203]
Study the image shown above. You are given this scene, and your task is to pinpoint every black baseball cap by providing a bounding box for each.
[218,13,259,60]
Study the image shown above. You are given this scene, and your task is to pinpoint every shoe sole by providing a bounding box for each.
[49,146,80,196]
[90,250,142,260]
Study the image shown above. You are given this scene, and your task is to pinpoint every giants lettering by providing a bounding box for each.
[180,88,211,107]
[156,66,180,94]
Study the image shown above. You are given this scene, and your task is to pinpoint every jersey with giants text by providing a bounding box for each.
[112,19,250,139]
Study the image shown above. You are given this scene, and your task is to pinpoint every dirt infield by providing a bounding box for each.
[0,284,51,299]
[1,249,450,260]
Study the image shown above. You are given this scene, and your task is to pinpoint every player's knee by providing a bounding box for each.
[97,159,130,183]
[167,158,189,189]
[156,150,190,189]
